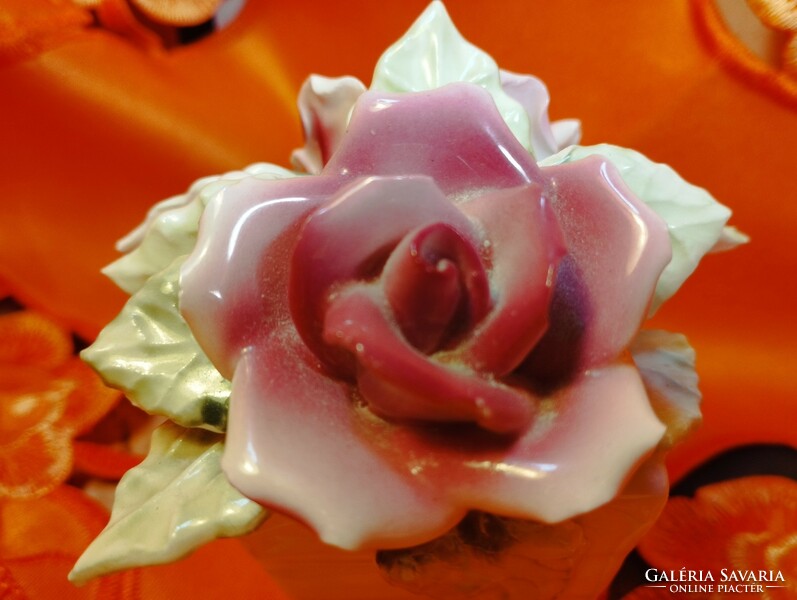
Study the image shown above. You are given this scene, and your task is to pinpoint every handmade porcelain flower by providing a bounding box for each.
[72,3,745,597]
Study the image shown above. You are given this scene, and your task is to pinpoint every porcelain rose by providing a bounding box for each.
[179,80,671,549]
[74,1,744,584]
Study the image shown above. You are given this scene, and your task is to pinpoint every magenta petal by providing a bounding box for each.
[382,222,491,353]
[385,363,666,524]
[222,331,463,550]
[323,285,535,434]
[523,157,671,382]
[290,176,476,372]
[223,338,664,550]
[452,184,564,376]
[325,83,542,196]
[180,176,338,375]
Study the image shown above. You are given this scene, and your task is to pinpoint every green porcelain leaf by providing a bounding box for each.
[371,1,531,152]
[630,330,701,448]
[82,258,230,432]
[540,144,747,313]
[69,422,267,583]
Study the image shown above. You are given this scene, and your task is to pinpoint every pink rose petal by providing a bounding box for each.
[325,84,542,196]
[452,184,564,376]
[382,222,491,353]
[436,364,665,522]
[323,284,535,434]
[500,70,563,160]
[521,157,671,385]
[222,332,462,550]
[289,176,476,373]
[291,75,366,174]
[181,176,338,375]
[223,329,664,549]
[499,70,581,158]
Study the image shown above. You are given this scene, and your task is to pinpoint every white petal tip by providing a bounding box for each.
[551,119,582,150]
[711,225,749,253]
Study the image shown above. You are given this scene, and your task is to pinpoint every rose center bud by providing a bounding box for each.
[383,223,491,354]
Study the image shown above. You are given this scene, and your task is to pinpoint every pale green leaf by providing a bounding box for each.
[82,258,230,431]
[70,422,267,583]
[541,144,746,312]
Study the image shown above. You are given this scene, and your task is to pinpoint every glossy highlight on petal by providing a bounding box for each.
[180,176,336,375]
[326,84,541,195]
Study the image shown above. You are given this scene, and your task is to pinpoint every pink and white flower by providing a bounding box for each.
[75,2,743,582]
[180,82,671,550]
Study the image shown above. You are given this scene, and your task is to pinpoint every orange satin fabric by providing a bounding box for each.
[1,1,796,599]
[0,0,299,339]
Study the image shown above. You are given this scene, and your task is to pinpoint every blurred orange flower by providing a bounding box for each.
[624,476,797,599]
[0,311,119,499]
